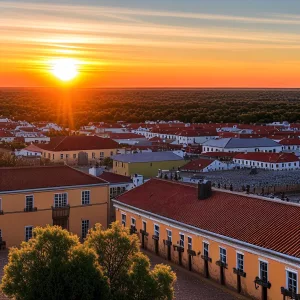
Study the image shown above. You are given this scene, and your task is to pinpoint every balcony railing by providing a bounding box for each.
[24,207,37,212]
[281,287,300,300]
[233,268,246,278]
[52,205,70,219]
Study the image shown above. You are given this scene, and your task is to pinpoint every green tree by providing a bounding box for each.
[1,225,109,300]
[85,222,176,300]
[101,157,113,168]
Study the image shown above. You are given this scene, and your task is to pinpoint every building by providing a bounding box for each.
[181,158,236,172]
[279,138,300,153]
[36,136,119,164]
[103,133,148,145]
[113,179,300,300]
[0,165,109,247]
[234,152,300,170]
[0,131,15,143]
[112,151,187,177]
[15,144,42,157]
[202,138,282,153]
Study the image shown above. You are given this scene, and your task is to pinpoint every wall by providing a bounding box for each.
[0,185,109,247]
[203,146,283,153]
[113,159,187,177]
[41,148,118,163]
[115,208,299,300]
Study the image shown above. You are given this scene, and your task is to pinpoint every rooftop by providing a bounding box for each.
[98,171,132,183]
[203,137,280,148]
[115,179,300,258]
[36,136,119,151]
[0,165,107,192]
[112,151,185,163]
[234,152,299,163]
[181,158,215,171]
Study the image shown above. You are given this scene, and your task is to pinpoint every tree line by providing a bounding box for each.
[1,88,300,129]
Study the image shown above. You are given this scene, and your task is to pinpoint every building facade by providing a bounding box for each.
[0,166,109,247]
[114,179,300,300]
[112,152,187,177]
[37,136,119,164]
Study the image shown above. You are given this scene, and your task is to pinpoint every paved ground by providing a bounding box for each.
[144,250,249,300]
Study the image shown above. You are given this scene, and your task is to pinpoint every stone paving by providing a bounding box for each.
[144,250,249,300]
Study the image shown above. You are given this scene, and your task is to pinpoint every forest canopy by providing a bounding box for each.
[1,88,300,129]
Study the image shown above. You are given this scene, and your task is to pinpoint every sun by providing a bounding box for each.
[51,58,78,81]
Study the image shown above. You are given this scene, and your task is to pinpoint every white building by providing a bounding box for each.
[181,158,236,173]
[233,152,300,170]
[202,138,282,153]
[15,144,42,157]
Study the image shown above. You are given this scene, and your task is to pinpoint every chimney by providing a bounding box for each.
[198,180,212,200]
[89,166,104,177]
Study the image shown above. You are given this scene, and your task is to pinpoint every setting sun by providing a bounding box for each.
[51,58,78,81]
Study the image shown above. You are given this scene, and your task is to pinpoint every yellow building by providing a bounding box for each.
[37,135,119,164]
[0,165,109,247]
[113,179,300,300]
[112,151,187,177]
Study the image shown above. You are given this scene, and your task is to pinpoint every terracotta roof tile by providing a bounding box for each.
[116,179,300,258]
[234,152,299,163]
[0,165,107,192]
[36,136,119,151]
[98,171,132,183]
[181,159,214,171]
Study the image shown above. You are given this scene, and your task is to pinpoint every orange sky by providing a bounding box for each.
[1,1,300,88]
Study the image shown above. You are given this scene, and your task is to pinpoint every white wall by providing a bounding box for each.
[234,158,300,170]
[202,146,283,153]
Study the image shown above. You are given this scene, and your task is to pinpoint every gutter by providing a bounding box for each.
[113,199,300,265]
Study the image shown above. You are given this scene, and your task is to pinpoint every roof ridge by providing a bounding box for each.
[53,136,68,151]
[66,165,109,184]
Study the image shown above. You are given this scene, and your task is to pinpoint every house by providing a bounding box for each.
[233,152,300,170]
[15,144,43,157]
[112,151,187,177]
[279,138,300,153]
[113,179,300,300]
[0,165,109,247]
[36,136,119,164]
[202,138,282,153]
[0,131,15,143]
[106,133,148,145]
[181,158,236,172]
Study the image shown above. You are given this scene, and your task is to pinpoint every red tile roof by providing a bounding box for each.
[234,152,299,163]
[279,138,300,146]
[36,136,119,151]
[0,131,14,138]
[109,133,143,139]
[0,165,107,192]
[116,179,300,258]
[202,152,238,158]
[23,144,43,153]
[98,171,132,183]
[181,159,214,171]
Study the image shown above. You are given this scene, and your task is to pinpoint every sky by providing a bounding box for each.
[1,0,300,88]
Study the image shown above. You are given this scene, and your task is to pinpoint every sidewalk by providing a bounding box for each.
[143,249,250,300]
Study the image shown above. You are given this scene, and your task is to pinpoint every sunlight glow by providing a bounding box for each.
[50,58,78,81]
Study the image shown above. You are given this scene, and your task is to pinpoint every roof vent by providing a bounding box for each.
[198,180,212,200]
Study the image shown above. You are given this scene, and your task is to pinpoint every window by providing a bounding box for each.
[154,224,160,237]
[179,233,184,248]
[142,220,147,232]
[121,213,126,226]
[110,151,114,156]
[52,154,54,160]
[131,217,136,228]
[81,220,89,239]
[0,198,2,212]
[81,191,90,205]
[220,247,227,264]
[100,152,104,158]
[25,195,34,211]
[60,154,63,159]
[92,152,95,159]
[25,226,33,242]
[259,260,268,281]
[188,237,192,250]
[237,253,244,272]
[54,193,68,208]
[203,242,209,257]
[166,229,172,242]
[286,271,297,294]
[66,154,69,159]
[73,154,76,159]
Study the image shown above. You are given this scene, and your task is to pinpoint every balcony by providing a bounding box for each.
[281,287,300,300]
[24,207,37,212]
[233,268,246,278]
[52,205,70,219]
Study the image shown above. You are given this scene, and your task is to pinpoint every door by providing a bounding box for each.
[188,255,192,271]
